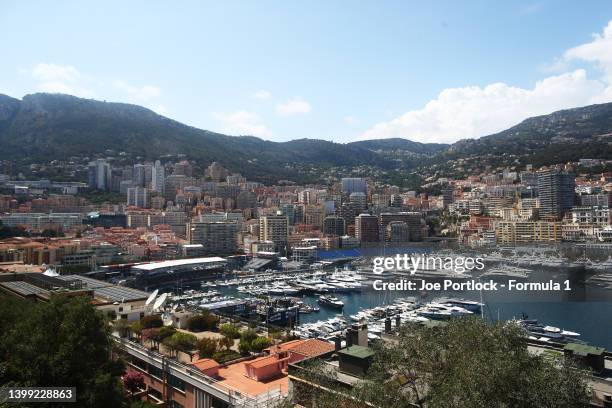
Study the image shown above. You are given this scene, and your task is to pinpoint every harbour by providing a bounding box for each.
[175,256,612,349]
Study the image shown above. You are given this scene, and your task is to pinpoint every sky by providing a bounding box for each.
[2,1,612,144]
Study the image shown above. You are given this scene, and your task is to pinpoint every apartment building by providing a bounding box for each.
[495,221,561,244]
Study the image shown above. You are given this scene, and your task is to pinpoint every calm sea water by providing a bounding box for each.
[220,278,612,349]
[221,258,612,350]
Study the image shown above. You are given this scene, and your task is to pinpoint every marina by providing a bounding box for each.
[152,252,612,349]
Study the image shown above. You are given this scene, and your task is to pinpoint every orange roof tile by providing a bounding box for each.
[246,354,283,369]
[190,358,220,371]
[289,339,335,357]
[217,361,289,396]
[265,339,333,357]
[264,339,305,354]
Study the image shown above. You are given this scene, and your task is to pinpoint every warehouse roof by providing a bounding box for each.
[132,257,226,271]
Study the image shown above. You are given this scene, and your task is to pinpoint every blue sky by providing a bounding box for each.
[2,1,612,143]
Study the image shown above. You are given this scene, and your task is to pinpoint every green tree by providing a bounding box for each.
[140,315,163,329]
[186,310,219,332]
[163,332,198,360]
[218,336,234,351]
[113,319,131,338]
[0,220,29,239]
[219,323,240,339]
[158,326,177,340]
[0,295,126,408]
[293,318,592,408]
[238,328,259,354]
[196,338,219,358]
[129,321,143,341]
[240,328,258,344]
[250,337,272,353]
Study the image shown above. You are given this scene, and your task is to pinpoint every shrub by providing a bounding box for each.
[140,315,163,329]
[187,311,219,332]
[212,350,241,364]
[250,337,273,353]
[219,323,240,339]
[197,338,219,358]
[158,326,176,340]
[240,329,258,344]
[123,370,145,394]
[238,341,251,355]
[219,336,234,351]
[164,332,198,356]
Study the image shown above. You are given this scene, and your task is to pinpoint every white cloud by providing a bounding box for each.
[31,63,81,82]
[564,20,612,82]
[251,90,272,100]
[212,110,272,138]
[21,63,167,113]
[361,20,612,144]
[25,63,95,97]
[275,97,312,116]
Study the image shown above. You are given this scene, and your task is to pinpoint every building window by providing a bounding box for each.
[169,401,184,408]
[168,375,185,392]
[148,388,163,401]
[149,365,163,380]
[131,356,148,371]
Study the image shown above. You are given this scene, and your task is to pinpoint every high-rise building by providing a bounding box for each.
[496,221,561,244]
[355,214,379,243]
[188,221,239,254]
[87,159,111,191]
[259,213,289,253]
[537,169,575,220]
[174,160,193,177]
[298,189,317,204]
[152,160,165,194]
[236,191,257,210]
[349,192,367,211]
[206,162,228,182]
[127,187,150,208]
[132,164,147,187]
[441,188,454,208]
[379,212,423,241]
[390,194,404,208]
[323,215,345,236]
[304,205,325,228]
[387,221,410,242]
[341,178,367,195]
[280,204,304,225]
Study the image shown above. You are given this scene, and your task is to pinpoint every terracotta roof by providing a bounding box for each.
[269,339,304,352]
[190,358,220,371]
[265,339,334,358]
[289,339,335,357]
[246,354,285,369]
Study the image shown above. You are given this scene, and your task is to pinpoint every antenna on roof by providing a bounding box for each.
[145,289,159,306]
[153,292,168,311]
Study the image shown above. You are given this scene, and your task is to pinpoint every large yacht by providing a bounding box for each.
[317,295,344,309]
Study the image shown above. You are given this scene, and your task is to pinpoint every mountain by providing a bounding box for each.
[0,93,611,186]
[348,138,448,156]
[0,93,441,184]
[438,103,612,167]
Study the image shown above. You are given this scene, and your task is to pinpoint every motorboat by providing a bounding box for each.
[318,295,344,309]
